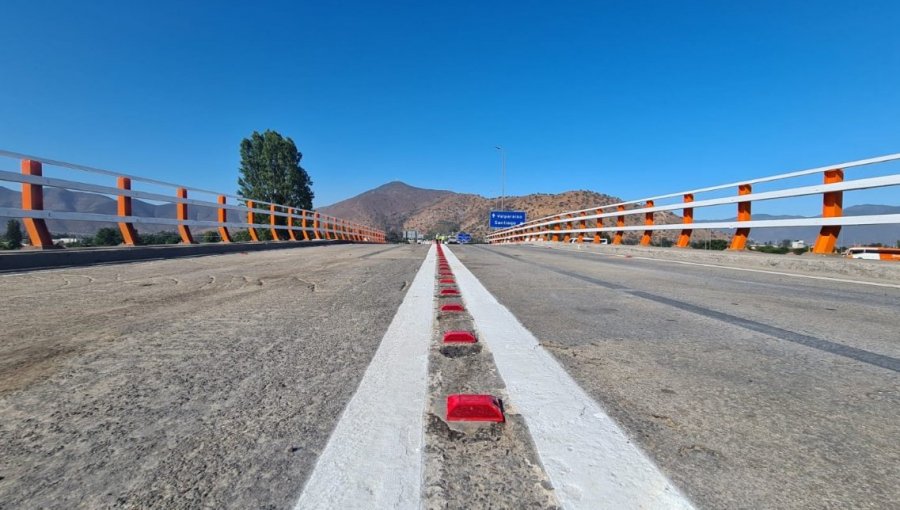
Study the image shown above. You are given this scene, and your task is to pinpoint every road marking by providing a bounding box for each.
[544,244,900,289]
[443,246,695,510]
[294,245,435,509]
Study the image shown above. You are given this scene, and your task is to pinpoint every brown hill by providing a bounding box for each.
[319,183,696,242]
[317,181,453,232]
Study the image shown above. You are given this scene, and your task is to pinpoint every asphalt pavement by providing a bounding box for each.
[0,244,425,509]
[454,244,900,509]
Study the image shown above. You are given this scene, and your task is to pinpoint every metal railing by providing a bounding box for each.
[0,149,385,248]
[486,153,900,254]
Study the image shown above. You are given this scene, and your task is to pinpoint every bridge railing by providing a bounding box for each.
[0,149,385,248]
[486,153,900,254]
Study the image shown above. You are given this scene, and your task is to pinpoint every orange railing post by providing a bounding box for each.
[117,177,139,245]
[246,200,259,241]
[552,215,562,242]
[593,208,604,243]
[20,159,54,249]
[217,195,232,243]
[287,208,298,241]
[676,193,694,248]
[562,214,573,243]
[640,200,655,246]
[176,187,195,244]
[577,212,587,243]
[613,205,625,245]
[313,212,321,240]
[730,184,752,250]
[301,210,310,241]
[269,204,281,240]
[813,169,844,254]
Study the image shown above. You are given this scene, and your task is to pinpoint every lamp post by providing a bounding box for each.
[495,145,506,211]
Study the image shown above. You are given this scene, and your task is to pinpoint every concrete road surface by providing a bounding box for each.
[0,244,424,509]
[454,244,899,509]
[2,242,898,509]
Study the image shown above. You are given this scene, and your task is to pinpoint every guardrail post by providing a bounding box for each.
[729,184,752,250]
[176,188,195,244]
[117,177,139,246]
[300,210,310,240]
[640,200,655,246]
[217,195,232,243]
[286,208,298,241]
[813,169,844,254]
[313,212,321,240]
[269,204,281,240]
[552,215,562,242]
[246,200,259,241]
[323,216,333,240]
[577,212,587,243]
[20,159,54,249]
[592,208,604,243]
[676,193,694,248]
[613,205,625,245]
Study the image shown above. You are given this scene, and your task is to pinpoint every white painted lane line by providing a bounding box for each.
[294,245,435,509]
[444,246,695,510]
[545,244,900,290]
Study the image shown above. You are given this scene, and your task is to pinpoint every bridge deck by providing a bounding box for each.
[1,243,897,508]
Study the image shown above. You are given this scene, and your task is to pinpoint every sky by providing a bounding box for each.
[1,0,898,214]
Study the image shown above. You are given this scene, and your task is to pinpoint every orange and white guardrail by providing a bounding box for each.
[486,153,900,254]
[0,149,385,247]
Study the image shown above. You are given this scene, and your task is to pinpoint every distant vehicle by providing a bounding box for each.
[844,246,900,261]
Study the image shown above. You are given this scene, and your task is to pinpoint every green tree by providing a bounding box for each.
[94,227,123,246]
[238,130,314,213]
[4,219,23,249]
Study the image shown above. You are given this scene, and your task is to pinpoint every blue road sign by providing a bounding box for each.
[457,232,472,244]
[490,211,526,229]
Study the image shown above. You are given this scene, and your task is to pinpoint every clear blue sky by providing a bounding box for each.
[1,0,898,213]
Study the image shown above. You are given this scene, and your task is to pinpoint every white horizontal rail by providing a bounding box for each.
[490,152,900,237]
[490,214,900,241]
[497,174,900,234]
[0,208,346,234]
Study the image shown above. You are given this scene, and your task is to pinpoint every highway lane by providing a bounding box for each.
[0,244,426,509]
[455,244,900,510]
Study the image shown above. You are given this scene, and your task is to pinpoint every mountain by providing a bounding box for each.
[317,181,454,232]
[713,205,900,246]
[320,183,695,241]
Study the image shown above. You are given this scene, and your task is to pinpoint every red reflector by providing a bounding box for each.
[446,394,504,422]
[440,288,460,296]
[443,330,476,343]
[439,278,455,284]
[439,271,453,277]
[440,303,464,313]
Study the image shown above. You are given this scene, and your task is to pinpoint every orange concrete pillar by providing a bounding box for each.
[246,200,259,241]
[813,169,844,254]
[286,208,298,241]
[217,195,232,243]
[730,184,752,250]
[552,215,562,242]
[269,204,281,240]
[562,214,573,243]
[676,194,694,248]
[300,210,310,240]
[577,212,587,243]
[117,177,139,245]
[20,159,54,249]
[313,212,322,240]
[176,188,195,244]
[640,200,655,246]
[613,205,625,245]
[593,208,604,243]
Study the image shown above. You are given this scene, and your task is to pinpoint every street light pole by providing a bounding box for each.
[495,145,506,211]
